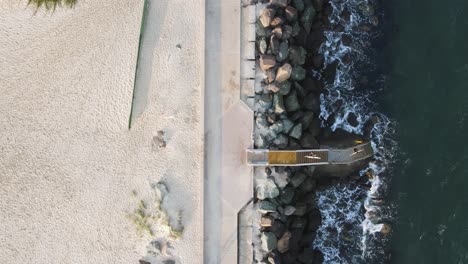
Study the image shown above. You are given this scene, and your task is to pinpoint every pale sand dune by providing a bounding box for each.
[0,0,203,263]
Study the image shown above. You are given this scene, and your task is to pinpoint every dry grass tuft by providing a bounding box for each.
[28,0,77,11]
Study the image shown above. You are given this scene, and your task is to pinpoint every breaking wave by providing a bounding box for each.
[312,0,397,262]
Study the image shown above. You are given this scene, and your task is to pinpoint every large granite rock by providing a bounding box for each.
[275,63,292,82]
[256,178,280,200]
[273,94,286,114]
[302,77,320,92]
[300,111,314,129]
[278,81,292,95]
[292,0,305,12]
[291,66,306,81]
[259,8,276,27]
[282,25,293,40]
[270,0,288,7]
[270,35,280,54]
[291,217,306,229]
[271,169,289,189]
[276,41,289,62]
[309,118,321,136]
[292,21,301,37]
[271,220,286,238]
[261,232,278,252]
[303,93,321,113]
[288,123,303,140]
[256,113,269,130]
[256,20,272,37]
[282,119,295,134]
[292,203,307,216]
[258,200,278,214]
[272,27,283,40]
[271,16,286,27]
[312,54,325,68]
[307,209,322,232]
[284,205,296,216]
[285,91,300,112]
[279,187,295,204]
[267,82,281,93]
[290,172,307,187]
[300,231,316,247]
[256,94,273,111]
[277,231,292,253]
[299,177,317,193]
[260,54,277,71]
[285,6,298,21]
[289,46,307,65]
[255,134,268,148]
[258,37,268,54]
[265,69,277,84]
[300,133,319,148]
[301,6,316,34]
[297,248,315,264]
[260,216,274,228]
[273,133,289,148]
[269,120,284,137]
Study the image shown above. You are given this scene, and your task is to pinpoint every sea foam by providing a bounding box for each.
[313,0,397,262]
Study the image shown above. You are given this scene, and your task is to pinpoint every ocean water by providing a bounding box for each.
[384,0,468,263]
[308,0,468,262]
[313,0,397,262]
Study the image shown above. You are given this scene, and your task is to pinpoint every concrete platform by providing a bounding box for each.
[204,1,255,263]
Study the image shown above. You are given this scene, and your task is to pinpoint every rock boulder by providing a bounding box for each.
[260,54,276,71]
[261,232,278,252]
[259,8,276,27]
[275,63,292,82]
[256,178,280,200]
[277,231,292,253]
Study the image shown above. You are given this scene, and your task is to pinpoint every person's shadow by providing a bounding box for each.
[129,0,168,128]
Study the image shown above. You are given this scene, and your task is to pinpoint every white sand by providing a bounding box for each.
[0,0,203,263]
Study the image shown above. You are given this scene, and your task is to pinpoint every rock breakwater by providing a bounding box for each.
[252,0,330,263]
[250,0,396,263]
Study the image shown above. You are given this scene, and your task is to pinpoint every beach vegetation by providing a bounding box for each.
[127,183,184,240]
[28,0,77,11]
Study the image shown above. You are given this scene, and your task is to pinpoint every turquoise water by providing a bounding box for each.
[385,0,468,263]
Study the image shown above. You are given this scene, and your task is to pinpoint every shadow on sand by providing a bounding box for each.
[129,0,168,128]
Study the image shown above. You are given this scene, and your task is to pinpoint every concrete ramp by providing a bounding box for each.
[246,143,373,166]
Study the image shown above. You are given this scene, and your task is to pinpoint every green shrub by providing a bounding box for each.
[28,0,77,11]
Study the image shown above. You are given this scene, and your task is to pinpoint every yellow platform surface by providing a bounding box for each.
[268,151,297,164]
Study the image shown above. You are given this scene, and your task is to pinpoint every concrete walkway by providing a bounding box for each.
[204,1,255,263]
[246,143,374,166]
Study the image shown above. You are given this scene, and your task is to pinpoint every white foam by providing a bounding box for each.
[314,0,398,262]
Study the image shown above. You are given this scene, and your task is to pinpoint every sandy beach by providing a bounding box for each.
[0,0,204,263]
